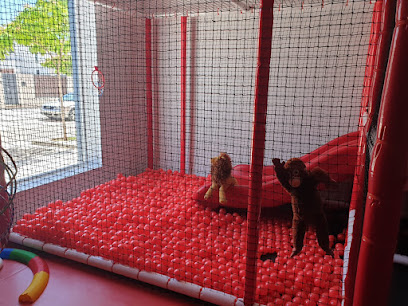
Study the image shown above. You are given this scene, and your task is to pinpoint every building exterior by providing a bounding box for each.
[0,44,73,108]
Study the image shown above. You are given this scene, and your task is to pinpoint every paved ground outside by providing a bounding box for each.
[0,107,78,181]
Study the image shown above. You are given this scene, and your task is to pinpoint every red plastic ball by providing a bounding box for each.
[275,282,285,294]
[318,297,330,305]
[329,286,342,299]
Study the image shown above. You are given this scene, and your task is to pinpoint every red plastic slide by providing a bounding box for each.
[193,131,359,209]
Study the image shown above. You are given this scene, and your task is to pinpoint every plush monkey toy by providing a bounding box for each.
[273,158,335,257]
[204,153,238,204]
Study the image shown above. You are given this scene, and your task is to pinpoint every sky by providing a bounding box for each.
[0,0,37,26]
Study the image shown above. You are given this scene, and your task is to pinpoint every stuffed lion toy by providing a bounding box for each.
[204,153,237,204]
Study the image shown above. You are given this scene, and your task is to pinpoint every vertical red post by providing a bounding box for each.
[244,1,274,305]
[145,18,154,169]
[354,0,408,305]
[344,1,396,305]
[180,16,187,174]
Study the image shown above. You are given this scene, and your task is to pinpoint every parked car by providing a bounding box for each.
[41,93,76,121]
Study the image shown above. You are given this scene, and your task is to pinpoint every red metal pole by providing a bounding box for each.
[244,1,274,305]
[145,18,154,169]
[344,1,397,304]
[353,1,408,305]
[180,16,187,174]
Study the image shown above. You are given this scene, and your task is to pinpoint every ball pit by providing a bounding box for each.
[12,169,346,305]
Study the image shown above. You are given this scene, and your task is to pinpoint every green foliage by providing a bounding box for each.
[0,27,15,59]
[0,0,72,75]
[42,53,72,75]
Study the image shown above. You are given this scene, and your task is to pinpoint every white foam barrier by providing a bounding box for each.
[43,244,68,257]
[112,263,140,279]
[167,278,202,299]
[9,232,25,245]
[64,249,90,264]
[235,298,245,306]
[200,287,239,306]
[138,270,171,288]
[22,237,45,251]
[88,256,114,271]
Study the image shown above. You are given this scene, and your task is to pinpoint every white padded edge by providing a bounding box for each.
[8,232,25,244]
[112,263,140,279]
[167,278,202,299]
[22,237,45,250]
[64,249,90,264]
[138,270,171,288]
[43,244,68,257]
[200,287,238,306]
[342,208,355,301]
[88,256,114,271]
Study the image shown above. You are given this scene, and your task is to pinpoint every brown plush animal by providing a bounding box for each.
[273,158,335,258]
[204,153,238,204]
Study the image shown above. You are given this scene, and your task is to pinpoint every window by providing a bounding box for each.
[0,1,101,191]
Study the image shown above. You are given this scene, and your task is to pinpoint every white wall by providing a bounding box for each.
[153,11,259,174]
[152,1,373,176]
[15,74,35,106]
[265,1,372,160]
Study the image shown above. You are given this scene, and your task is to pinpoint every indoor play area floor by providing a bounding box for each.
[2,241,408,306]
[1,242,211,306]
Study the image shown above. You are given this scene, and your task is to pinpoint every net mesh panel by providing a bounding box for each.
[0,0,380,305]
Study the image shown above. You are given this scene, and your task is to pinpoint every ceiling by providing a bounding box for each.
[94,0,258,16]
[93,0,371,17]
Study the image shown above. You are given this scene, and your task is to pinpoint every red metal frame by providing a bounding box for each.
[145,18,154,169]
[354,0,408,304]
[244,1,274,305]
[180,16,187,174]
[344,1,398,304]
